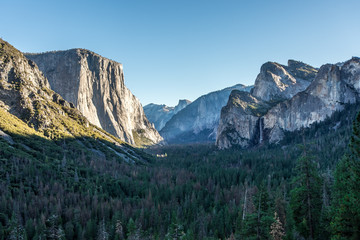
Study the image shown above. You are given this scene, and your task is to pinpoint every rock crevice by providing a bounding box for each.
[217,60,321,149]
[26,49,162,145]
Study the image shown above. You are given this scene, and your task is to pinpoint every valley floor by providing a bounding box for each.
[1,104,359,239]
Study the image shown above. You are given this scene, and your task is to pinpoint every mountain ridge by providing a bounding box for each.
[25,48,162,146]
[160,84,253,144]
[263,57,360,143]
[216,57,360,149]
[144,99,191,131]
[0,38,144,162]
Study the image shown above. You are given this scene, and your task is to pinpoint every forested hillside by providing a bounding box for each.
[1,29,360,240]
[1,102,359,239]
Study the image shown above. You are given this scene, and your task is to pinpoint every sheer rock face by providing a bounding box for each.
[159,84,253,144]
[216,90,269,149]
[216,60,318,149]
[263,58,360,143]
[0,39,54,130]
[217,58,360,149]
[26,50,162,145]
[0,39,148,162]
[144,99,191,131]
[251,60,317,102]
[0,39,87,132]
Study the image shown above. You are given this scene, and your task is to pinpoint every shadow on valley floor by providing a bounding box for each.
[0,103,358,239]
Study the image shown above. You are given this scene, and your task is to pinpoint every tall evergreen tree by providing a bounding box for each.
[7,213,26,240]
[165,222,186,240]
[290,147,323,239]
[46,215,65,240]
[97,219,109,240]
[331,112,360,239]
[115,219,124,240]
[240,185,273,239]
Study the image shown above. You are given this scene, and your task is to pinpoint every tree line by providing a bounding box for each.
[0,108,360,239]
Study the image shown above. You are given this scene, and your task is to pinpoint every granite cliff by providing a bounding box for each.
[160,84,253,144]
[0,38,144,162]
[251,60,317,102]
[144,99,191,131]
[216,91,269,149]
[263,58,360,143]
[217,60,320,149]
[26,50,162,146]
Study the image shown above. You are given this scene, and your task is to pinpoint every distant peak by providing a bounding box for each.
[287,59,315,69]
[177,99,192,105]
[350,56,360,63]
[260,61,284,72]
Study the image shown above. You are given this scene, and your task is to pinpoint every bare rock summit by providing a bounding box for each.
[26,49,162,146]
[217,60,319,149]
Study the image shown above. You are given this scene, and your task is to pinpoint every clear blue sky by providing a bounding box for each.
[2,0,360,106]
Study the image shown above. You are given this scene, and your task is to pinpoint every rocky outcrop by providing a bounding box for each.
[263,58,360,143]
[0,39,56,130]
[160,84,253,144]
[0,38,146,162]
[216,60,318,149]
[174,99,192,114]
[144,99,191,131]
[216,90,269,149]
[251,60,317,102]
[26,49,162,146]
[216,58,360,149]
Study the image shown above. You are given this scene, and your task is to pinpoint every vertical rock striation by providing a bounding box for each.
[26,49,162,145]
[251,60,317,102]
[216,60,319,149]
[263,58,360,143]
[216,90,269,149]
[159,84,253,144]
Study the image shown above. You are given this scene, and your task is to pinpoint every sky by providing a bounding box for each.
[1,0,360,106]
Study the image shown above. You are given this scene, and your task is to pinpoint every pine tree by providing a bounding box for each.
[126,218,143,240]
[126,218,136,238]
[240,185,273,239]
[290,147,323,240]
[74,169,79,183]
[331,111,360,239]
[46,215,65,240]
[270,212,285,240]
[127,227,142,240]
[97,218,109,240]
[56,225,65,240]
[64,221,75,240]
[25,219,35,240]
[165,214,186,240]
[115,219,124,240]
[165,222,186,240]
[7,213,26,240]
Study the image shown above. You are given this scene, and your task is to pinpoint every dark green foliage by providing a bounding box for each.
[240,186,273,239]
[6,213,26,240]
[290,149,323,239]
[165,214,186,240]
[0,104,359,239]
[331,111,360,239]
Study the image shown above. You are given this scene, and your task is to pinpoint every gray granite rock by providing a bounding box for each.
[26,49,162,146]
[216,90,269,149]
[263,58,360,143]
[144,99,191,131]
[251,60,317,102]
[217,59,321,149]
[160,84,253,144]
